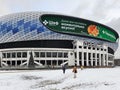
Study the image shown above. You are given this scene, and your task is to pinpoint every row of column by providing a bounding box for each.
[76,51,108,66]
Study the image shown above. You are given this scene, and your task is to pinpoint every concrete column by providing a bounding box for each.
[103,53,105,66]
[86,52,89,66]
[15,60,17,67]
[91,53,93,66]
[0,52,2,67]
[76,51,79,66]
[95,53,97,66]
[99,53,101,66]
[82,52,84,66]
[57,60,58,66]
[27,51,30,66]
[106,54,108,66]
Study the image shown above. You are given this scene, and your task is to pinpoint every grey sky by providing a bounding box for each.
[0,0,120,58]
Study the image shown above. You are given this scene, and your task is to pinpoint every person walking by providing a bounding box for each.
[72,66,77,78]
[62,64,66,74]
[80,65,84,70]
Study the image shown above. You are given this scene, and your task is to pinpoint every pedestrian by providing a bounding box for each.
[72,66,77,78]
[80,65,84,70]
[62,64,66,74]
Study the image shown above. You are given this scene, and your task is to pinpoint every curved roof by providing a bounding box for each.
[0,11,118,51]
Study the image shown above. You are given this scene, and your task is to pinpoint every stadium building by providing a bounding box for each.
[0,12,119,69]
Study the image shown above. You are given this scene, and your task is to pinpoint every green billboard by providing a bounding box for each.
[40,14,118,42]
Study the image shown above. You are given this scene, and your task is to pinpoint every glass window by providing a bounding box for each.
[40,60,45,65]
[97,53,99,58]
[74,46,76,49]
[2,53,6,58]
[97,48,99,50]
[58,60,63,65]
[58,52,62,57]
[93,48,95,50]
[12,61,15,66]
[52,60,57,65]
[101,54,103,60]
[79,52,82,60]
[84,52,86,60]
[34,52,39,57]
[46,52,51,57]
[105,54,107,60]
[22,52,27,58]
[17,52,21,58]
[17,60,21,65]
[75,52,77,58]
[46,60,51,65]
[12,52,16,58]
[88,47,91,49]
[64,53,68,58]
[79,46,82,48]
[40,52,45,57]
[88,53,91,60]
[7,61,10,65]
[7,53,11,58]
[84,46,87,49]
[52,52,57,57]
[93,53,95,58]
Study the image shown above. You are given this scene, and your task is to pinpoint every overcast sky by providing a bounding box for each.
[0,0,120,58]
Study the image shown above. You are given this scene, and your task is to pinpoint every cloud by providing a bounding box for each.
[71,0,120,23]
[0,0,81,16]
[107,18,120,59]
[0,0,11,16]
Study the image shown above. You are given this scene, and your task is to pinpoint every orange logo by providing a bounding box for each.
[87,25,99,37]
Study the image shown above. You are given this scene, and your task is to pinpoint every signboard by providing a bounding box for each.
[40,14,119,42]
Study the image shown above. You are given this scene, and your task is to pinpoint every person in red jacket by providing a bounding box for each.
[72,66,77,78]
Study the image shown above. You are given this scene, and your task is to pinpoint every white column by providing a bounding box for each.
[103,54,105,66]
[106,54,108,66]
[86,52,89,66]
[91,53,93,66]
[99,53,101,66]
[57,60,58,66]
[0,52,2,67]
[95,53,97,66]
[76,51,79,66]
[27,51,30,66]
[112,56,114,66]
[77,52,80,66]
[82,52,84,66]
[15,60,17,67]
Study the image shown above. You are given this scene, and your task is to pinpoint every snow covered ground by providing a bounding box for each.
[0,67,120,90]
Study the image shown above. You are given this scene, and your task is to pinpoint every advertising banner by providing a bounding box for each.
[40,14,118,42]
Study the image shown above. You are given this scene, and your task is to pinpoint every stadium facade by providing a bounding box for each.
[0,12,119,69]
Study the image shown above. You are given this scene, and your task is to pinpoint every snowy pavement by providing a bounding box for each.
[0,67,120,90]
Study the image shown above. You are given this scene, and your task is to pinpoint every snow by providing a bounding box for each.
[0,67,120,90]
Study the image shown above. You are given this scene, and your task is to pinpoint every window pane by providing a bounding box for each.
[52,52,57,57]
[58,52,62,57]
[12,52,16,58]
[46,52,51,57]
[22,52,27,58]
[84,52,86,60]
[2,53,6,58]
[7,53,11,58]
[41,52,45,57]
[64,53,68,58]
[79,52,82,60]
[34,52,39,57]
[17,52,21,58]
